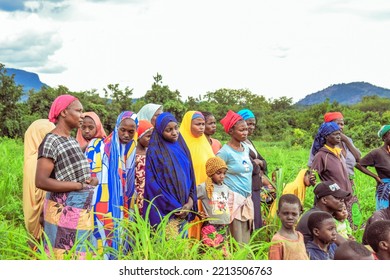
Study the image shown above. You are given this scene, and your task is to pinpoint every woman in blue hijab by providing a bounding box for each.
[143,112,198,235]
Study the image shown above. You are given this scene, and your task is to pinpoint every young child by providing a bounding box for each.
[135,120,154,215]
[333,202,355,241]
[306,211,338,260]
[268,194,309,260]
[197,156,231,250]
[366,220,390,260]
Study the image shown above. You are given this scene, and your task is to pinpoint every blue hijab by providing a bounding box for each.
[311,122,340,156]
[143,112,197,226]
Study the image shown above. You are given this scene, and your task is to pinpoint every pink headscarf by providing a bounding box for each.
[220,110,243,133]
[76,111,107,147]
[48,94,78,123]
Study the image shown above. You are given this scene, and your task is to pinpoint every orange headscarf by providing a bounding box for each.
[76,111,107,147]
[324,112,343,123]
[137,120,154,139]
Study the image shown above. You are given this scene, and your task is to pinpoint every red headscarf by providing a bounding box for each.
[137,120,154,139]
[324,112,343,123]
[220,110,243,133]
[76,111,107,147]
[48,94,78,123]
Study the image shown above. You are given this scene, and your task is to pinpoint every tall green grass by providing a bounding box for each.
[0,138,380,259]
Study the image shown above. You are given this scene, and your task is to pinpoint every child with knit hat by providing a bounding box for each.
[197,156,232,251]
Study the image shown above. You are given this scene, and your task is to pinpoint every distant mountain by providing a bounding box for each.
[295,82,390,106]
[5,68,48,101]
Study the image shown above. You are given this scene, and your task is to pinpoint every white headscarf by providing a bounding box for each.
[137,103,163,123]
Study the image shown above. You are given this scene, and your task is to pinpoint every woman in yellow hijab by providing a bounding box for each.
[268,168,316,218]
[23,119,55,245]
[180,111,215,239]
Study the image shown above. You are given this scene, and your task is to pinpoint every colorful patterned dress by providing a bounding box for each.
[38,133,94,259]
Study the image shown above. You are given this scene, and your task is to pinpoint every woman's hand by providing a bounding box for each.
[375,176,384,186]
[85,177,99,186]
[175,197,194,219]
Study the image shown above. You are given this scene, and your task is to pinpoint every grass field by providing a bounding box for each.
[0,137,378,260]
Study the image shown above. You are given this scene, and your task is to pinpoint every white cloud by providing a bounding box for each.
[1,0,390,103]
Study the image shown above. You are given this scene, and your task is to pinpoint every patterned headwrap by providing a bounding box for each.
[237,109,255,120]
[192,111,205,120]
[220,110,243,133]
[324,112,343,123]
[137,120,154,139]
[205,156,228,199]
[48,94,78,123]
[311,122,340,156]
[378,125,390,138]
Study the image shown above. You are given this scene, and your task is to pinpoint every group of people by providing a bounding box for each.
[269,111,390,260]
[21,94,390,260]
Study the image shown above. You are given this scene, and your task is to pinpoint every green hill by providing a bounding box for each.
[296,82,390,106]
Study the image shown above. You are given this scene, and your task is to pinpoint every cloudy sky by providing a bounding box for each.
[1,0,390,103]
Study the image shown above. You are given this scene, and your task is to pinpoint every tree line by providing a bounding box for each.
[1,63,390,150]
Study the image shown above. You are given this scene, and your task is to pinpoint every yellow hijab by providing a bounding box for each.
[180,111,215,240]
[23,119,55,241]
[269,168,308,218]
[180,111,215,185]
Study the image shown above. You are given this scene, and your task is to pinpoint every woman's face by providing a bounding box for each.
[229,120,248,142]
[64,100,84,129]
[81,116,97,141]
[333,118,344,132]
[118,118,136,144]
[163,121,179,143]
[245,118,256,136]
[191,117,205,138]
[151,109,163,127]
[138,129,153,148]
[204,115,217,136]
[325,130,341,147]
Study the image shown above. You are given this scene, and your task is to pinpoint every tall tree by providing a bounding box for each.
[0,63,24,137]
[143,73,186,120]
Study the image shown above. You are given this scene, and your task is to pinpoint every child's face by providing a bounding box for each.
[277,202,301,230]
[303,171,316,187]
[138,129,153,148]
[315,218,337,244]
[333,204,348,221]
[211,168,227,185]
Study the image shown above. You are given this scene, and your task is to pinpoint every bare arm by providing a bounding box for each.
[35,157,84,192]
[355,163,383,185]
[340,133,361,161]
